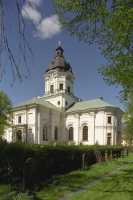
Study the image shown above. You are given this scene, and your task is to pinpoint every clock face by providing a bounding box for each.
[68,76,71,81]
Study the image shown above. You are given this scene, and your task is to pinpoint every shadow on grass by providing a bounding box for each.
[66,162,133,200]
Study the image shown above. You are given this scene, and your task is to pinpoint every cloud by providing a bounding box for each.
[28,0,42,7]
[21,0,61,40]
[33,15,61,40]
[21,0,42,24]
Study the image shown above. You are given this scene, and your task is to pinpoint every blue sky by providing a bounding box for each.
[1,0,125,112]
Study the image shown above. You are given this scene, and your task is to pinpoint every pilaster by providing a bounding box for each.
[35,107,38,144]
[50,110,54,140]
[74,114,79,144]
[38,112,42,144]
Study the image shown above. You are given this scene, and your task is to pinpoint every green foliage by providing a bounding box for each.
[51,0,133,103]
[0,91,14,138]
[0,139,36,186]
[122,93,133,148]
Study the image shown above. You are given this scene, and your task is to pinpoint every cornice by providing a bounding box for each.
[66,106,123,115]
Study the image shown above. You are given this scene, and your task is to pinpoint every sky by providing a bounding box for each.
[0,0,126,112]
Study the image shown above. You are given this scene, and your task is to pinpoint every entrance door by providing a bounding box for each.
[18,130,22,142]
[107,137,111,145]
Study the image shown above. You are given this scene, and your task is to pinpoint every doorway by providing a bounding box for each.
[17,130,22,142]
[107,137,111,145]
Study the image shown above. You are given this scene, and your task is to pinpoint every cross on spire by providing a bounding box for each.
[58,41,61,46]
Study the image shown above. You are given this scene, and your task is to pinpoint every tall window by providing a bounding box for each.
[108,116,111,124]
[83,126,88,140]
[69,127,73,140]
[60,84,63,90]
[18,116,21,123]
[118,119,119,126]
[68,86,70,93]
[55,126,58,140]
[43,124,47,141]
[50,85,54,93]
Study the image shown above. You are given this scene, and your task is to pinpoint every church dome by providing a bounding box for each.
[46,43,73,74]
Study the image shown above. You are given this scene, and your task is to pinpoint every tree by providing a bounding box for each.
[51,0,133,103]
[0,91,13,139]
[122,93,133,148]
[0,0,36,86]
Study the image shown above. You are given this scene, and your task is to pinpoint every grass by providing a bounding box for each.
[0,150,133,200]
[68,156,133,199]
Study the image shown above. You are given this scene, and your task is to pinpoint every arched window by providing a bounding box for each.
[69,127,73,140]
[43,124,47,141]
[83,126,88,140]
[55,126,58,140]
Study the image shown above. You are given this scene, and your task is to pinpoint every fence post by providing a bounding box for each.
[105,150,108,161]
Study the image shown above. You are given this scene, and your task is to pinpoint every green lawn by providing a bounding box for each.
[68,159,133,200]
[0,150,133,200]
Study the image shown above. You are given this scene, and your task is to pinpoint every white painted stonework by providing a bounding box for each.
[5,44,123,146]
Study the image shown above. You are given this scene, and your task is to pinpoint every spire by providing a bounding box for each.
[58,41,61,46]
[55,41,65,59]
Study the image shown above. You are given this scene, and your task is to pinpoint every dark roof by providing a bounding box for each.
[55,46,64,52]
[46,57,73,73]
[46,45,73,74]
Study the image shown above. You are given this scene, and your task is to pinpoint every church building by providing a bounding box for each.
[5,42,123,146]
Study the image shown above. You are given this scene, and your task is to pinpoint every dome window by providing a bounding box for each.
[66,101,68,105]
[50,85,54,93]
[68,86,70,93]
[58,101,60,105]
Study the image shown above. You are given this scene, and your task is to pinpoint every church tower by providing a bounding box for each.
[38,42,82,111]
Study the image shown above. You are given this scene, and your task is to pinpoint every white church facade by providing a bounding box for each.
[5,43,123,146]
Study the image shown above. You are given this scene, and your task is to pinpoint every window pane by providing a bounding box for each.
[69,127,73,140]
[43,124,47,140]
[60,84,63,90]
[50,85,54,93]
[108,117,111,123]
[18,116,21,123]
[83,126,88,140]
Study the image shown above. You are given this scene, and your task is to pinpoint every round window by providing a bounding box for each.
[58,101,60,105]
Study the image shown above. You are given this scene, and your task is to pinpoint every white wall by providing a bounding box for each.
[6,104,123,146]
[44,70,75,94]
